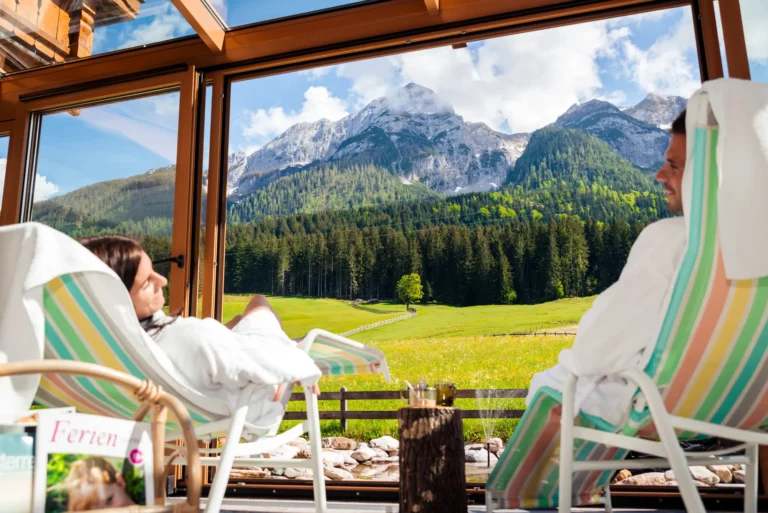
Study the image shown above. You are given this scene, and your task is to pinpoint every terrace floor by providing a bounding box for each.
[169,498,689,513]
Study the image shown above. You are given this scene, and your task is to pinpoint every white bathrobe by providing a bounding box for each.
[528,79,768,428]
[527,217,687,428]
[0,222,321,427]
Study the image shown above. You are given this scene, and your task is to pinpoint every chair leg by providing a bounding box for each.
[745,444,759,513]
[306,389,328,513]
[621,369,705,513]
[205,387,253,513]
[559,374,577,513]
[603,485,613,513]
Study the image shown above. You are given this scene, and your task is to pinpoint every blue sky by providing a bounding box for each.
[1,1,766,205]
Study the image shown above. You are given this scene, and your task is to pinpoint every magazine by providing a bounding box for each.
[33,413,154,513]
[0,408,75,513]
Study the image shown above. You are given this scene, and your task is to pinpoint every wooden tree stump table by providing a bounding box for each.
[398,407,468,513]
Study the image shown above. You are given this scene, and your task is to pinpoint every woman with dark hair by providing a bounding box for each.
[78,235,321,415]
[78,235,279,333]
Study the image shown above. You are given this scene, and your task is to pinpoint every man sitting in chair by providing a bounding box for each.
[529,109,688,430]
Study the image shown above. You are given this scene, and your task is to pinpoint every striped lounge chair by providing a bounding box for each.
[487,93,768,513]
[4,223,390,513]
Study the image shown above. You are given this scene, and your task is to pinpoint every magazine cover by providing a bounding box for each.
[0,407,76,513]
[0,424,36,513]
[33,413,154,512]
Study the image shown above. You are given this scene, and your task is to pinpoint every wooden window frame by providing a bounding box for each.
[0,70,202,317]
[0,0,736,323]
[717,0,750,79]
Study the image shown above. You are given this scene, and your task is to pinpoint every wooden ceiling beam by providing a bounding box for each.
[424,0,440,15]
[170,0,226,53]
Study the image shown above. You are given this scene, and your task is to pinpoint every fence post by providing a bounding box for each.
[340,386,348,433]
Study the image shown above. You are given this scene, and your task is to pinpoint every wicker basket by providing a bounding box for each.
[0,360,201,513]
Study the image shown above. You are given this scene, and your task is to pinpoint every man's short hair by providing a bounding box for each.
[670,109,686,135]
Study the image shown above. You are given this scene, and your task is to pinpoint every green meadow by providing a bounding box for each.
[222,295,593,442]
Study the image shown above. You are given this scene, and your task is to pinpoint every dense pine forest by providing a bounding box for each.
[31,126,670,305]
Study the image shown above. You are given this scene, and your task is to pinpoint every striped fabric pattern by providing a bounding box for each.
[308,338,384,376]
[487,388,626,509]
[37,273,211,427]
[36,272,387,429]
[487,125,768,509]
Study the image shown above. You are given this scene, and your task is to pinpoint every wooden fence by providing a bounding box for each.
[284,387,528,432]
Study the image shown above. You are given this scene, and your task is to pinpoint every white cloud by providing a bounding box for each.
[120,5,191,49]
[620,14,700,97]
[742,0,768,63]
[242,86,349,140]
[337,21,623,133]
[300,67,331,81]
[597,90,629,106]
[34,174,59,201]
[0,160,54,204]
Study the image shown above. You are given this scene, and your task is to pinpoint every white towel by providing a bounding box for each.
[685,79,768,280]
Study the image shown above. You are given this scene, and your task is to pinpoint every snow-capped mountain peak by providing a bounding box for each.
[624,93,686,127]
[237,83,528,196]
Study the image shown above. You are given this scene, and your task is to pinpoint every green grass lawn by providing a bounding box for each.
[219,294,594,442]
[221,295,404,339]
[286,334,575,442]
[354,297,593,343]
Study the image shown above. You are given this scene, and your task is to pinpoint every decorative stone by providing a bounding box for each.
[487,438,504,454]
[706,464,732,484]
[733,469,745,483]
[464,447,497,464]
[371,455,399,464]
[263,445,299,460]
[287,437,308,447]
[284,468,303,479]
[373,448,389,459]
[322,436,358,451]
[619,472,668,486]
[612,469,632,484]
[321,450,346,467]
[351,445,377,462]
[731,464,742,471]
[689,466,719,485]
[370,435,399,452]
[324,465,354,481]
[271,467,285,476]
[296,448,312,459]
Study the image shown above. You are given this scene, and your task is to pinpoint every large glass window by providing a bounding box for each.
[0,0,194,76]
[216,5,699,482]
[202,0,381,30]
[0,135,9,214]
[29,92,180,294]
[740,0,768,81]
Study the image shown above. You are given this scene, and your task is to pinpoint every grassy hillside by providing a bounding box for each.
[227,162,441,223]
[221,294,593,441]
[354,297,592,343]
[221,295,405,338]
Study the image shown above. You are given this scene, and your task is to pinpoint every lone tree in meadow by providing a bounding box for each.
[397,273,423,310]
